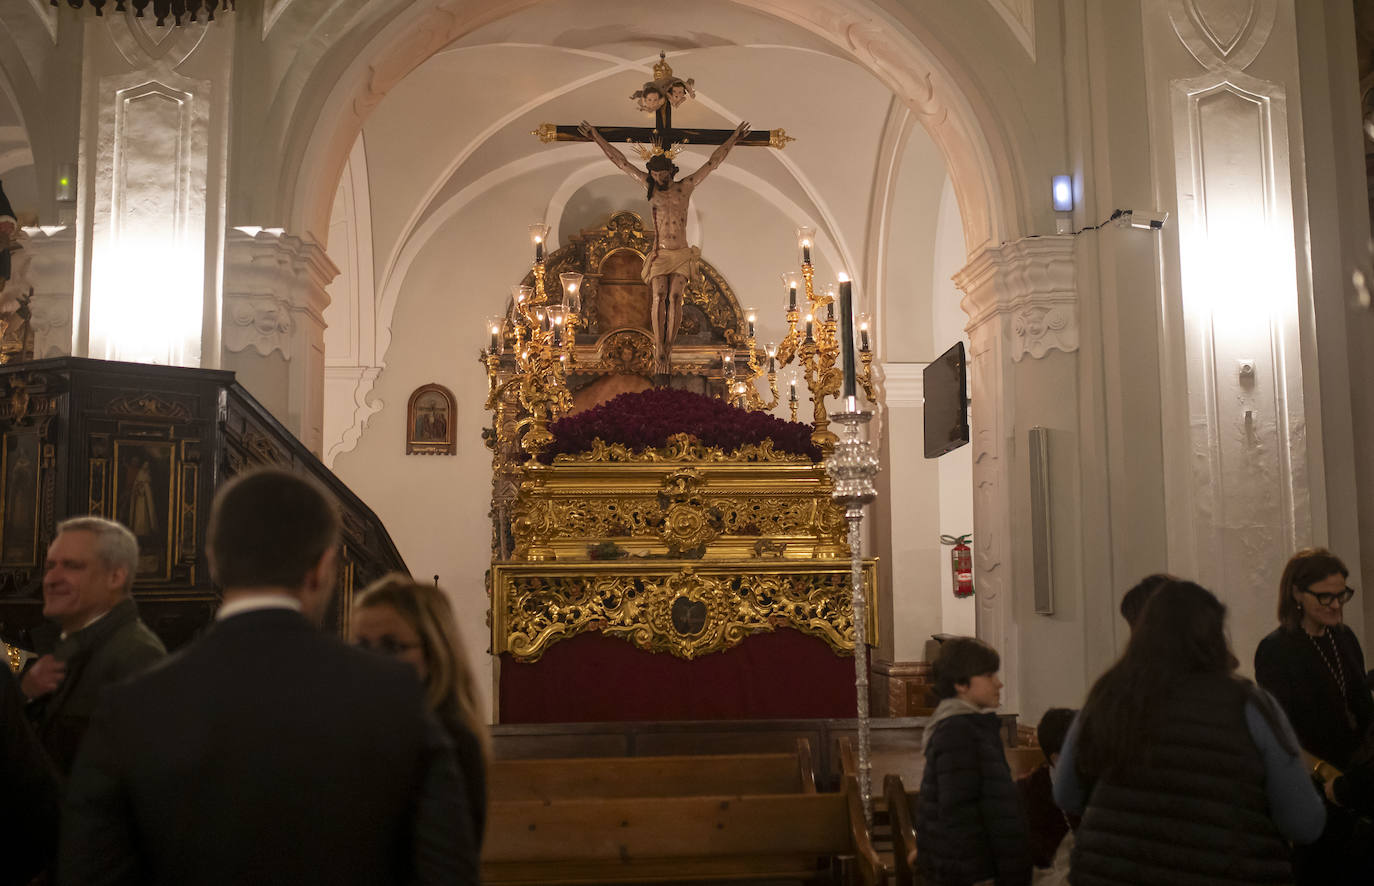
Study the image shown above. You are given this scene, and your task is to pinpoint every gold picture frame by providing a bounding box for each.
[406,383,457,456]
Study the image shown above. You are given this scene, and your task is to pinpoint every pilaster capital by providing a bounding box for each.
[952,235,1078,362]
[223,228,338,358]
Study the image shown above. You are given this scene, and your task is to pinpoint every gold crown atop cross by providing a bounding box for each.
[653,51,673,82]
[629,139,686,163]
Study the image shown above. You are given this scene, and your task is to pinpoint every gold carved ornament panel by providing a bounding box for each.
[510,434,847,560]
[492,560,878,662]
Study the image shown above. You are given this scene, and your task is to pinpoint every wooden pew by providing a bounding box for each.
[488,741,817,801]
[884,775,918,886]
[482,739,884,884]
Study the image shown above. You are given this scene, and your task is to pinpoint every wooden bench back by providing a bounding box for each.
[884,774,919,886]
[489,738,817,801]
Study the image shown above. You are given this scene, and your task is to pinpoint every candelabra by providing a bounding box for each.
[826,398,881,826]
[481,224,583,457]
[740,227,876,452]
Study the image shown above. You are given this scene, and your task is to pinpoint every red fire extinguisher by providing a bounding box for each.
[940,533,974,597]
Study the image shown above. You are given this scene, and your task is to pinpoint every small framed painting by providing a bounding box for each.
[406,384,457,455]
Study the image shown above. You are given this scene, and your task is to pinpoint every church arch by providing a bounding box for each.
[280,0,1024,260]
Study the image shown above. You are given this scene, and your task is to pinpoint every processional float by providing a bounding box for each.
[480,53,882,821]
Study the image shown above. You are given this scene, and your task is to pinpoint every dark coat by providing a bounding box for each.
[1256,626,1374,886]
[1,664,59,886]
[1016,763,1076,869]
[58,608,478,886]
[1255,624,1374,770]
[437,701,488,847]
[1070,675,1293,886]
[26,597,166,775]
[916,710,1032,886]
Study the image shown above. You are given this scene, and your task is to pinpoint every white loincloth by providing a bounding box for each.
[641,245,701,285]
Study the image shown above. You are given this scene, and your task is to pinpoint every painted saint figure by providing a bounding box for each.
[580,119,750,375]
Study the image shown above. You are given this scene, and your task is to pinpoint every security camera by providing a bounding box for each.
[1127,210,1169,230]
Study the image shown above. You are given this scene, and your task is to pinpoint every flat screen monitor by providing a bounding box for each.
[924,341,969,458]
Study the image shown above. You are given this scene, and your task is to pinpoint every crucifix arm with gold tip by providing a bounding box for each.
[533,123,795,151]
[531,50,793,157]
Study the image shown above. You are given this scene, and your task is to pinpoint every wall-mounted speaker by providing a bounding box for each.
[1029,427,1054,615]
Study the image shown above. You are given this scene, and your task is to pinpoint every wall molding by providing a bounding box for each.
[883,362,925,408]
[957,235,1078,362]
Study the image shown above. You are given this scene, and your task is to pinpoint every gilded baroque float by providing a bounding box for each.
[489,389,877,662]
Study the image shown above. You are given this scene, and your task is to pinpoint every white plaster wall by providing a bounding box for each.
[881,137,954,661]
[931,177,975,639]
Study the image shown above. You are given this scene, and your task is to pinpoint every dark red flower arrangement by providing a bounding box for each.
[542,389,822,463]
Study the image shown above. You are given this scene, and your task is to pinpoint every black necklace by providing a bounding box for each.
[1310,628,1356,729]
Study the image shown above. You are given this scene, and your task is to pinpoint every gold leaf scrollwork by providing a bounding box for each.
[495,561,876,662]
[660,502,717,552]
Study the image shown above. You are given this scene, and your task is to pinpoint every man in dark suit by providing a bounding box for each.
[59,468,477,885]
[22,516,166,775]
[1,664,59,886]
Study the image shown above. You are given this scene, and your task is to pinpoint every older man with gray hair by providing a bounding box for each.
[21,516,165,775]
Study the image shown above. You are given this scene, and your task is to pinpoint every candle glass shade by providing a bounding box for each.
[782,272,801,312]
[560,272,584,313]
[796,226,816,266]
[858,313,872,352]
[512,284,532,307]
[487,315,504,353]
[824,283,837,322]
[529,223,550,261]
[746,309,757,340]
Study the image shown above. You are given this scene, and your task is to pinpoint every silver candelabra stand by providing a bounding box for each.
[826,400,880,825]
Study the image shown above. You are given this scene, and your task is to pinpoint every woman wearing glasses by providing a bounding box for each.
[1255,548,1374,885]
[353,575,490,847]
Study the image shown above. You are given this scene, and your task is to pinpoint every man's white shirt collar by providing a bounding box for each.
[216,595,302,621]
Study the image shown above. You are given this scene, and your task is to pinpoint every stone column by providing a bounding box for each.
[70,12,234,368]
[24,227,76,359]
[221,228,337,456]
[1139,0,1352,656]
[953,235,1078,714]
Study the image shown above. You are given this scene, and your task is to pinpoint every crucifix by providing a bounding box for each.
[533,52,794,377]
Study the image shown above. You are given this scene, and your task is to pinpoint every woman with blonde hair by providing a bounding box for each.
[352,574,488,845]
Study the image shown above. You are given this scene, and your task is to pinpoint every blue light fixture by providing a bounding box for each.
[1051,175,1073,213]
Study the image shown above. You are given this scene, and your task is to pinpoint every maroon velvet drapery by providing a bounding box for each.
[499,628,860,723]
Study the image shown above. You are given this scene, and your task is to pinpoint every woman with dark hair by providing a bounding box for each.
[1255,548,1374,883]
[353,575,489,847]
[1055,580,1323,884]
[915,636,1031,886]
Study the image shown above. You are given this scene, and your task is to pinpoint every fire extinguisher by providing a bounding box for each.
[940,533,974,597]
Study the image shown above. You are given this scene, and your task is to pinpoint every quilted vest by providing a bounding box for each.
[1070,674,1293,886]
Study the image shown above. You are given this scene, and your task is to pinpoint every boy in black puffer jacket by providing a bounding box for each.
[916,636,1031,886]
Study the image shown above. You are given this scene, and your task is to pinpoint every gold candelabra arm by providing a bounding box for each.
[858,352,877,404]
[776,321,804,367]
[759,370,780,411]
[483,352,502,410]
[532,258,548,302]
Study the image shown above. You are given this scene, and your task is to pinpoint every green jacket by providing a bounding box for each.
[27,597,166,775]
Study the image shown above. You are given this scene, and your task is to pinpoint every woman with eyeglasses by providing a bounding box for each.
[353,575,489,847]
[1255,548,1374,885]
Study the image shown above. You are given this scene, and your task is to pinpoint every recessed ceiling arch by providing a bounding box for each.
[287,0,1019,258]
[370,41,861,309]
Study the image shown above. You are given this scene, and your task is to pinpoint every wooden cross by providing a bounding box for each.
[532,52,793,156]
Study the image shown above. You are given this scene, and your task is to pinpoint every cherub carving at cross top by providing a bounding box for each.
[579,119,750,377]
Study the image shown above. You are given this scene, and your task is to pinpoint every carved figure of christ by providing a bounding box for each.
[580,120,751,375]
